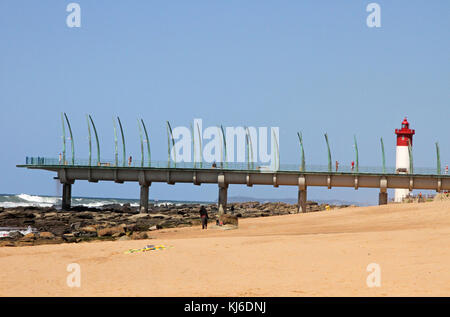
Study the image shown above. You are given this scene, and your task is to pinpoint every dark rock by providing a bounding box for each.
[0,210,22,219]
[70,222,82,230]
[129,219,159,231]
[21,233,38,242]
[76,213,93,220]
[151,213,172,219]
[219,214,239,227]
[131,232,148,240]
[39,232,55,239]
[80,225,97,233]
[21,212,36,219]
[97,225,126,237]
[0,240,16,247]
[50,226,71,236]
[158,220,180,229]
[62,234,78,243]
[79,232,97,238]
[8,231,24,240]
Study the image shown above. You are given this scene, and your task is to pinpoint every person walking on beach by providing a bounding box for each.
[128,156,132,167]
[335,161,339,172]
[199,205,208,229]
[351,161,355,171]
[418,192,424,203]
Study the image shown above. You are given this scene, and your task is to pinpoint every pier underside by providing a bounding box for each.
[18,164,450,211]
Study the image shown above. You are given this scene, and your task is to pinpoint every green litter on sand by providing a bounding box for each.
[125,244,173,254]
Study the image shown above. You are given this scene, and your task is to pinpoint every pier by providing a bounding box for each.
[17,115,449,212]
[17,159,450,212]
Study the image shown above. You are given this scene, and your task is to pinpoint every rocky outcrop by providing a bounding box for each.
[219,214,238,227]
[0,201,348,246]
[39,232,55,239]
[97,225,126,237]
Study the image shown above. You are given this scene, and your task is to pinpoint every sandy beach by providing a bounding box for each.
[1,200,449,297]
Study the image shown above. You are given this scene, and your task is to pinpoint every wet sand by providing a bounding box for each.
[1,200,449,296]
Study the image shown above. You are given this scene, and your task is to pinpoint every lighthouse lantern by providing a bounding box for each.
[395,117,415,147]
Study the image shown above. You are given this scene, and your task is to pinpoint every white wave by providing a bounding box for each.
[72,201,140,208]
[0,202,55,208]
[155,202,174,207]
[17,194,59,205]
[73,201,114,208]
[0,194,199,209]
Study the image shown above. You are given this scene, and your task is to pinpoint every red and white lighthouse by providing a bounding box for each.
[394,117,415,202]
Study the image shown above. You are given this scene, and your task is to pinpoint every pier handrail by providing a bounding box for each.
[21,156,447,176]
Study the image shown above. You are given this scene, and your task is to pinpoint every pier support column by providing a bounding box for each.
[62,183,72,210]
[218,185,228,215]
[379,191,388,205]
[298,188,307,213]
[379,177,388,205]
[140,183,151,213]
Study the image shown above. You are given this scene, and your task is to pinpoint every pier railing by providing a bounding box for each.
[23,157,444,176]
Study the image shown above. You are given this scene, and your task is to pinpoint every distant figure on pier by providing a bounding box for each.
[212,161,217,168]
[335,161,339,172]
[351,161,355,171]
[128,156,132,167]
[199,205,208,229]
[446,165,449,175]
[59,153,62,164]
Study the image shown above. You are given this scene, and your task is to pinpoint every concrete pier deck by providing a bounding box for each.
[17,158,450,212]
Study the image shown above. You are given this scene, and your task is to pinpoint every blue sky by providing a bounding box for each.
[0,1,448,204]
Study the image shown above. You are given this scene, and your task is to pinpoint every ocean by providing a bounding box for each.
[0,194,364,209]
[0,194,211,209]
